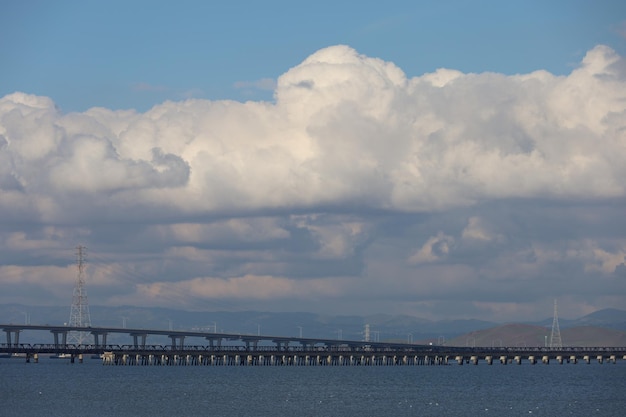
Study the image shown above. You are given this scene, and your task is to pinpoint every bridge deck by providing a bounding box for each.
[2,323,625,366]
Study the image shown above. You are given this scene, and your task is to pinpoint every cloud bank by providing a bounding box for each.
[1,45,625,321]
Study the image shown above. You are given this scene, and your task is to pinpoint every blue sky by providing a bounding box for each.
[0,0,625,324]
[2,0,625,111]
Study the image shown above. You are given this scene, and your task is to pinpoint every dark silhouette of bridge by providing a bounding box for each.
[2,324,625,366]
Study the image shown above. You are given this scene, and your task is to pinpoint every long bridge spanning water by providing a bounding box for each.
[2,324,625,366]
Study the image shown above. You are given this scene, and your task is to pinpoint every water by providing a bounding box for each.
[1,358,625,416]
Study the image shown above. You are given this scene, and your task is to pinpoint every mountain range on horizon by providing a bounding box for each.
[444,323,626,348]
[1,303,625,347]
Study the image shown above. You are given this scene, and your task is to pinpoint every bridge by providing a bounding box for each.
[2,324,625,366]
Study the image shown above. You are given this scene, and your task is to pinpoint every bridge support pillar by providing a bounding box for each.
[91,331,108,348]
[3,329,20,346]
[50,330,68,349]
[206,337,222,349]
[542,355,550,364]
[569,355,578,364]
[528,355,536,365]
[131,333,147,349]
[583,355,590,364]
[168,335,185,350]
[514,356,522,365]
[597,355,604,364]
[500,356,508,365]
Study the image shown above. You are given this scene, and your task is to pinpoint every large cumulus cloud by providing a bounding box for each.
[1,45,625,321]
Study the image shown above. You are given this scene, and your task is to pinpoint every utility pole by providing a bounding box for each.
[67,245,92,344]
[550,299,563,348]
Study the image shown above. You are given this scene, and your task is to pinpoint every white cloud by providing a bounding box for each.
[172,218,289,244]
[461,217,494,241]
[581,244,626,275]
[1,45,626,321]
[408,232,455,264]
[135,274,344,302]
[291,214,369,259]
[2,45,626,220]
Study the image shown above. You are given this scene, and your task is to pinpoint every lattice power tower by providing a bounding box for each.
[67,245,92,344]
[549,299,563,349]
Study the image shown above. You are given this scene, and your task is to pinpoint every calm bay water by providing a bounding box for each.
[1,358,625,416]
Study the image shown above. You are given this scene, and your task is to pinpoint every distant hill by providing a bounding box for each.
[1,303,625,346]
[531,308,626,331]
[561,326,626,346]
[0,303,498,342]
[570,308,626,330]
[443,323,548,348]
[444,323,626,347]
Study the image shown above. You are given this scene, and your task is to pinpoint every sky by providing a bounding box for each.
[1,0,625,323]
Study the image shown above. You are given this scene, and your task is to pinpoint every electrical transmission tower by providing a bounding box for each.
[549,299,563,349]
[67,245,92,345]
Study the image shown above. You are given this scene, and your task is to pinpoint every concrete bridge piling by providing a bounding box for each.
[96,350,626,367]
